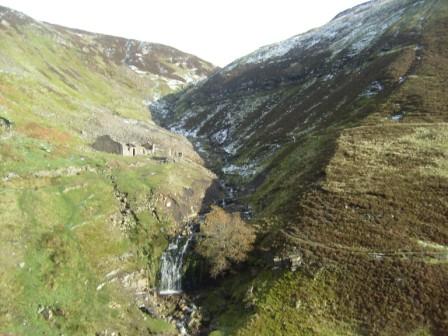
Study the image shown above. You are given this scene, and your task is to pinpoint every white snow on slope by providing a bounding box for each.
[224,0,417,71]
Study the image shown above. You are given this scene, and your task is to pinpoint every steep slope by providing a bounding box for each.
[50,24,216,90]
[151,0,448,334]
[0,6,217,335]
[153,0,445,174]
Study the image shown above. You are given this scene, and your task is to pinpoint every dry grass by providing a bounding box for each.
[219,4,448,334]
[18,122,73,144]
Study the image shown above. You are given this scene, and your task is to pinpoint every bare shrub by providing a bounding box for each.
[196,206,256,277]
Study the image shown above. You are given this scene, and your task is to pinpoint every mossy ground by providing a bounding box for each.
[0,11,214,335]
[2,2,448,335]
[0,127,216,334]
[190,2,448,335]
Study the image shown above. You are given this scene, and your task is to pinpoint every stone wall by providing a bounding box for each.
[92,135,123,155]
[122,144,148,157]
[93,135,157,157]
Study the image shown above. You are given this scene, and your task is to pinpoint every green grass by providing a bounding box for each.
[0,137,207,334]
[0,14,214,335]
[0,119,216,334]
[3,2,448,335]
[236,270,357,336]
[169,1,448,334]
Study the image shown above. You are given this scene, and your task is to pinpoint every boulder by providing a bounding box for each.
[0,116,12,132]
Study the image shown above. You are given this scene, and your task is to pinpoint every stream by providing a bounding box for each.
[156,180,250,335]
[157,222,200,335]
[158,234,193,296]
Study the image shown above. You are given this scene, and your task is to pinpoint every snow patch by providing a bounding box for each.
[212,128,229,145]
[123,118,138,125]
[390,113,404,121]
[166,79,184,90]
[224,0,407,70]
[128,65,148,75]
[323,73,335,81]
[140,42,153,55]
[222,163,257,177]
[361,81,384,97]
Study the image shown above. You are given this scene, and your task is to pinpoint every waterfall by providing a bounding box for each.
[158,234,193,295]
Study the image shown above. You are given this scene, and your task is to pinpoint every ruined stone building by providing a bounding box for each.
[92,135,155,157]
[168,148,183,159]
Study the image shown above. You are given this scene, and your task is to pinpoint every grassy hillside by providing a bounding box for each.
[152,1,448,335]
[1,1,447,335]
[0,6,216,335]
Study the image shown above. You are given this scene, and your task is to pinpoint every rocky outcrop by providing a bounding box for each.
[0,116,12,132]
[273,252,303,272]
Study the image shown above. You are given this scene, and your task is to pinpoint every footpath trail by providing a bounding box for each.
[281,229,448,262]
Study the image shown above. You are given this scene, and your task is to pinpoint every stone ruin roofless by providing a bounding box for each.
[92,135,155,157]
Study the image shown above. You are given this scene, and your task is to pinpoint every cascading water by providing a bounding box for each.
[156,184,243,334]
[158,234,193,295]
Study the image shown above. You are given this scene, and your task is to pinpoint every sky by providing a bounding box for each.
[0,0,367,66]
